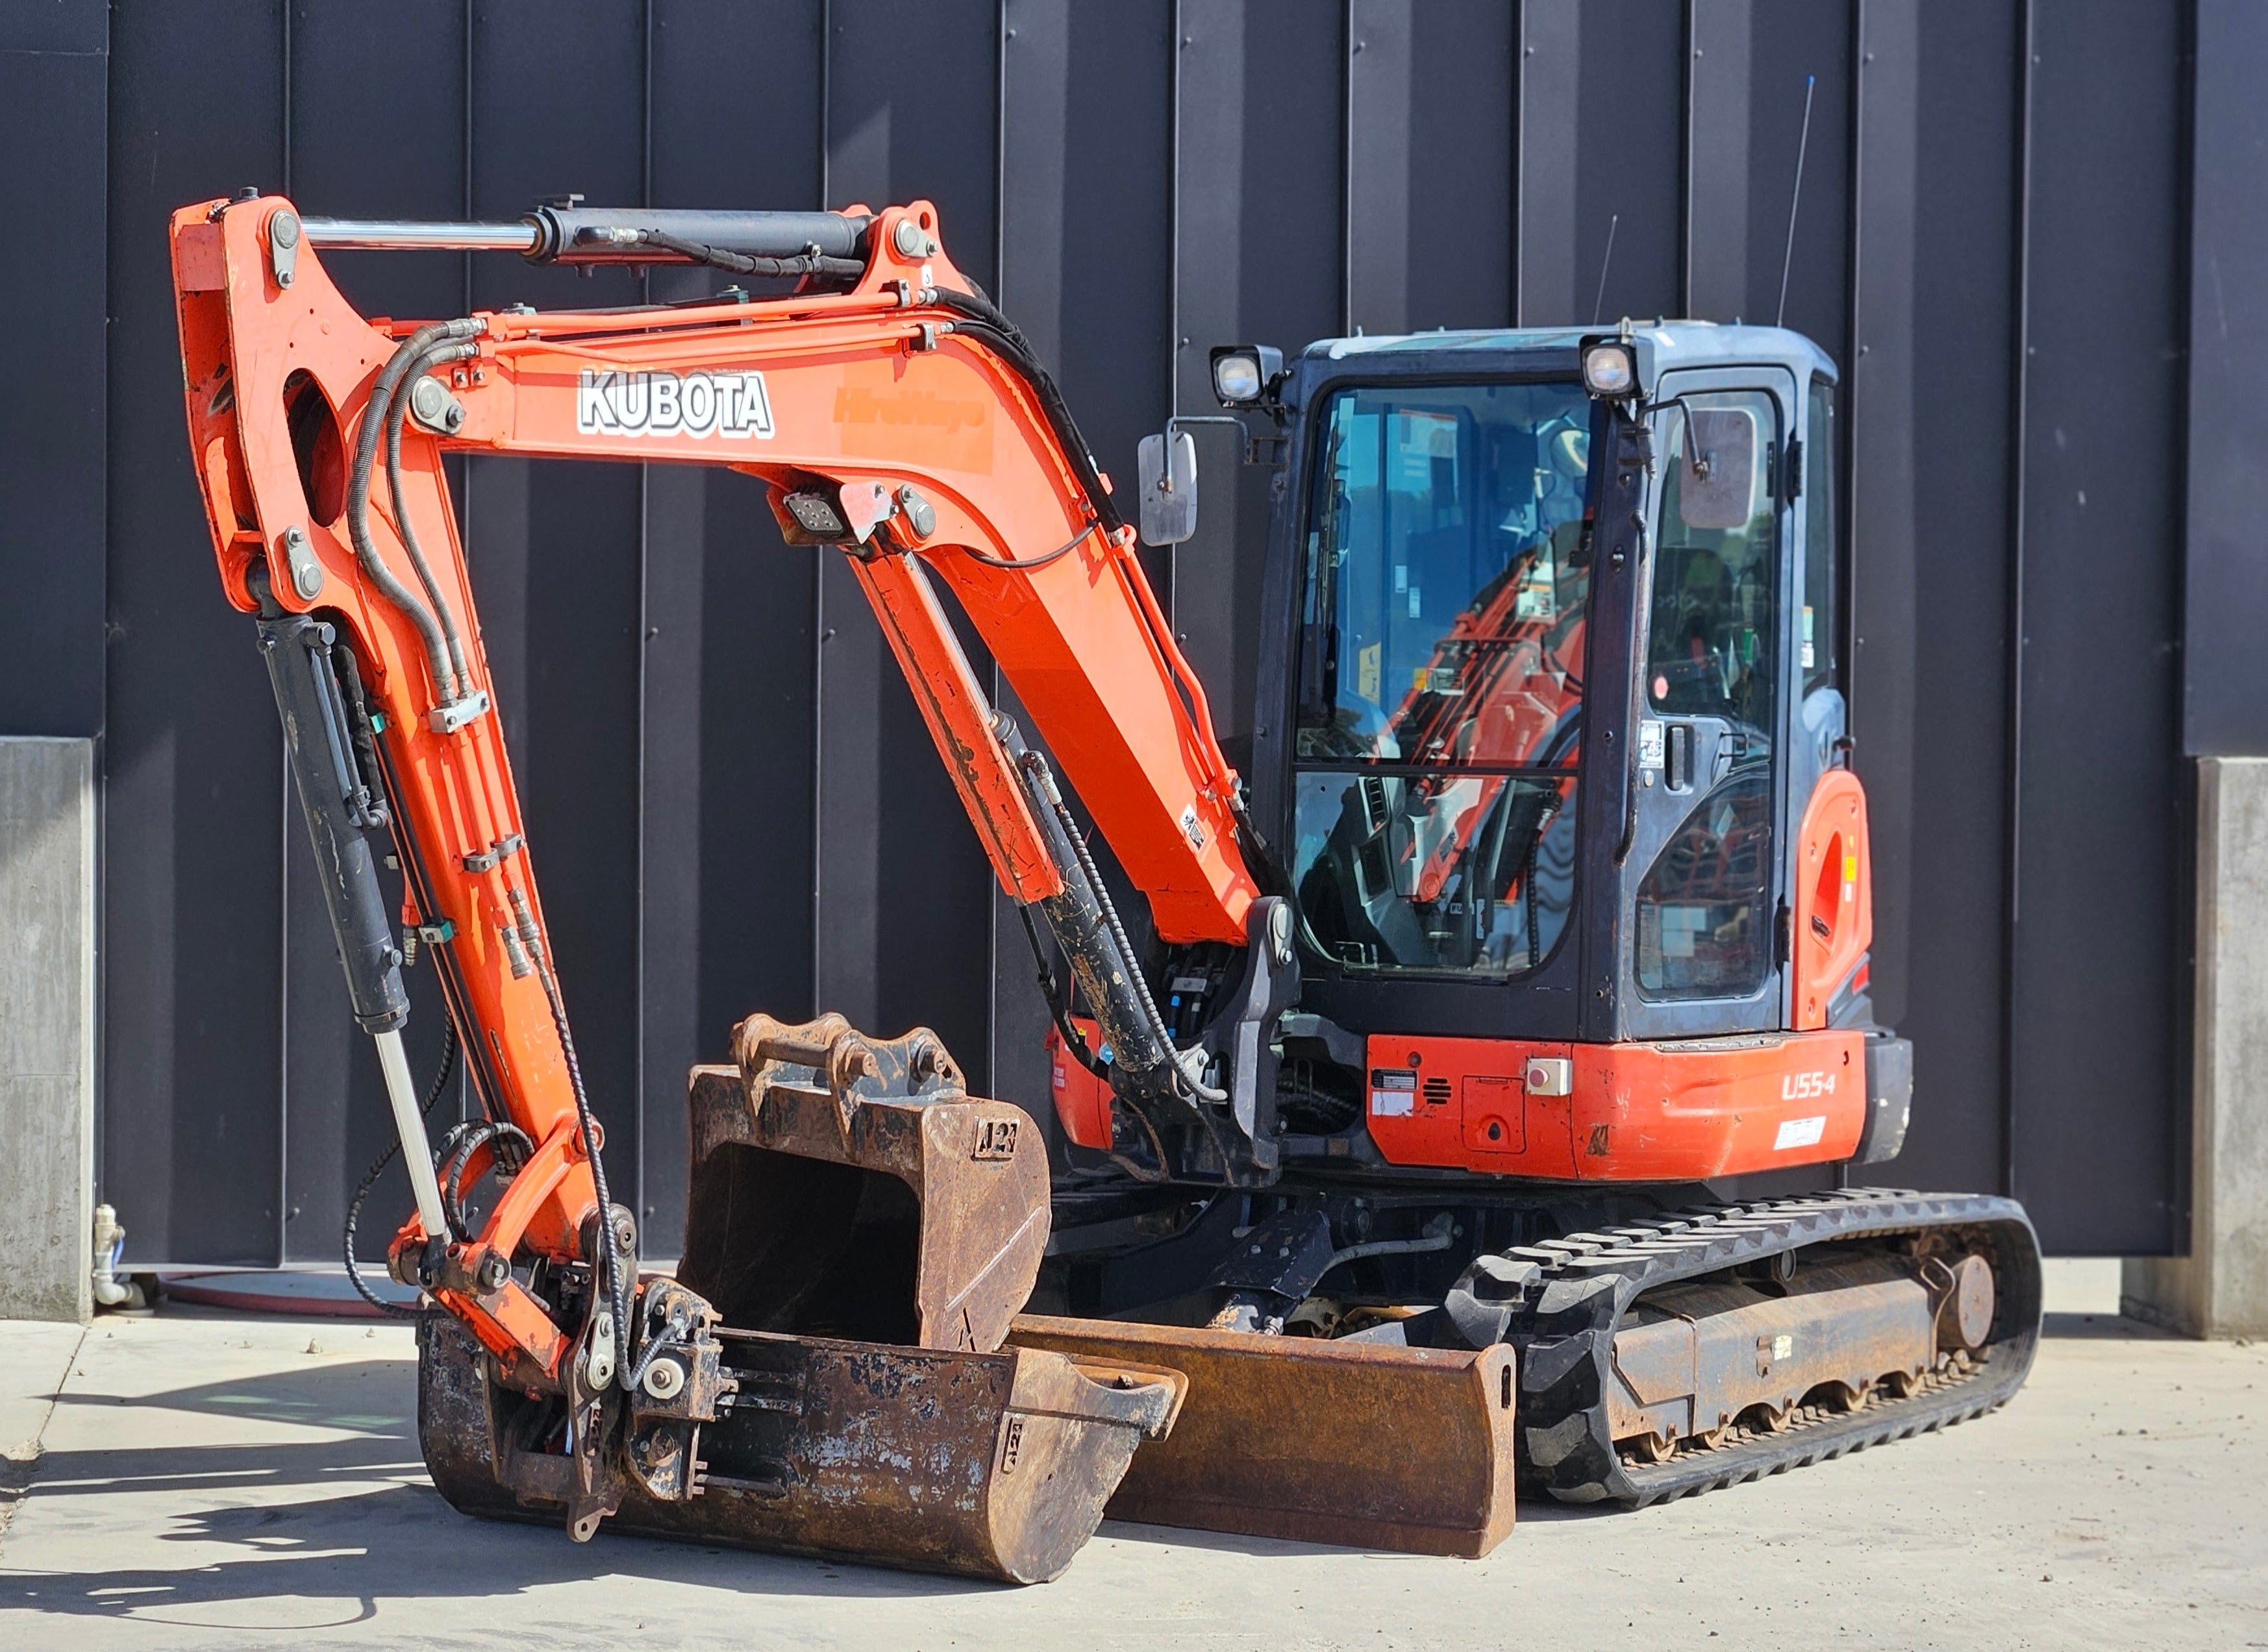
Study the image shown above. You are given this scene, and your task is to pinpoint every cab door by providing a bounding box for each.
[1615,369,1799,1039]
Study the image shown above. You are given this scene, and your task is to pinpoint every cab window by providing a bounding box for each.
[1290,380,1592,977]
[1636,388,1781,1002]
[1645,390,1779,738]
[1802,381,1837,697]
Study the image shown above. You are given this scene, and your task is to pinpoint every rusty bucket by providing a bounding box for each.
[419,1016,1186,1583]
[675,1015,1051,1351]
[420,1314,1185,1583]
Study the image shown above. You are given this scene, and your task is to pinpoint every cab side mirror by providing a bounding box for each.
[1138,428,1199,547]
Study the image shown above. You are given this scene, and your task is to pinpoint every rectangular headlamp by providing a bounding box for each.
[1210,343,1284,408]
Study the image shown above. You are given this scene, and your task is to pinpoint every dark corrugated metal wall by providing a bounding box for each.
[0,0,2231,1261]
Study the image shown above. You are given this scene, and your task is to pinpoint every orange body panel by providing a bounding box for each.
[1791,769,1873,1030]
[1045,1017,1113,1150]
[1364,1031,1866,1180]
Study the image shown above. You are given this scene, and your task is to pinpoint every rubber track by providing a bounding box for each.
[1481,1187,2043,1507]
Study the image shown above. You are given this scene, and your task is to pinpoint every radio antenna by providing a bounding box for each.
[1591,213,1620,326]
[1775,74,1816,328]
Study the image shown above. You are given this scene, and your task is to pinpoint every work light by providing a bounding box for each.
[1581,341,1638,399]
[1210,343,1283,407]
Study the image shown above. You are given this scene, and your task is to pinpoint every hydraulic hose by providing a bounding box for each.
[956,523,1097,573]
[507,885,632,1388]
[612,227,864,285]
[929,286,1125,538]
[1021,749,1227,1107]
[436,1118,535,1243]
[346,319,480,704]
[381,334,480,697]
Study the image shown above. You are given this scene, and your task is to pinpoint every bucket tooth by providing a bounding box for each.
[1009,1315,1519,1558]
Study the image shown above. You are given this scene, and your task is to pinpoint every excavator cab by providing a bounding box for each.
[1112,323,1907,1175]
[1027,324,2033,1518]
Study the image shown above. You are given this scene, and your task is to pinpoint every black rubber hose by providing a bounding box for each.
[346,321,476,702]
[1014,898,1110,1080]
[343,1019,458,1318]
[1031,759,1225,1105]
[508,885,631,1385]
[330,639,391,830]
[956,523,1095,573]
[436,1118,534,1242]
[621,228,864,285]
[928,287,1125,537]
[382,337,480,697]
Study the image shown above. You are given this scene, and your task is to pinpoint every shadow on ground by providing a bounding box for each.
[47,1357,414,1435]
[1,1359,995,1623]
[2040,1312,2177,1340]
[7,1309,2189,1625]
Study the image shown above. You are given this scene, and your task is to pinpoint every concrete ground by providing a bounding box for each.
[0,1264,2261,1651]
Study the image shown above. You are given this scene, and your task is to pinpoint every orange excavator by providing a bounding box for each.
[169,190,2039,1582]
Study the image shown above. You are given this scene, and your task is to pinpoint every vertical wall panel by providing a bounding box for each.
[1173,0,1344,757]
[1519,0,1684,327]
[105,1,286,1262]
[1689,0,1852,343]
[1348,0,1514,336]
[2182,0,2268,758]
[1003,0,1174,493]
[819,0,1001,1083]
[1851,0,2021,1204]
[0,3,106,741]
[2007,0,2188,1253]
[1685,0,1751,321]
[1741,1,1851,357]
[640,0,825,1242]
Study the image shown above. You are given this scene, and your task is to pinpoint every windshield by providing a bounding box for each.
[1290,380,1593,976]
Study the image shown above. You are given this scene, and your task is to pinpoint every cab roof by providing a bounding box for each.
[1297,321,1839,389]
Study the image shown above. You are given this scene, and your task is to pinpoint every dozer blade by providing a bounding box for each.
[1009,1316,1519,1557]
[418,1016,1186,1583]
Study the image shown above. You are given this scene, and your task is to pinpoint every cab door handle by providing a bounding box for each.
[1666,722,1693,791]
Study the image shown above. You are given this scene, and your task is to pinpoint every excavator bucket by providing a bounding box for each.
[419,1016,1186,1584]
[677,1014,1052,1350]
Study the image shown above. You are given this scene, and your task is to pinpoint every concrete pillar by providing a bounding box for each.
[2125,757,2268,1337]
[0,737,96,1323]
